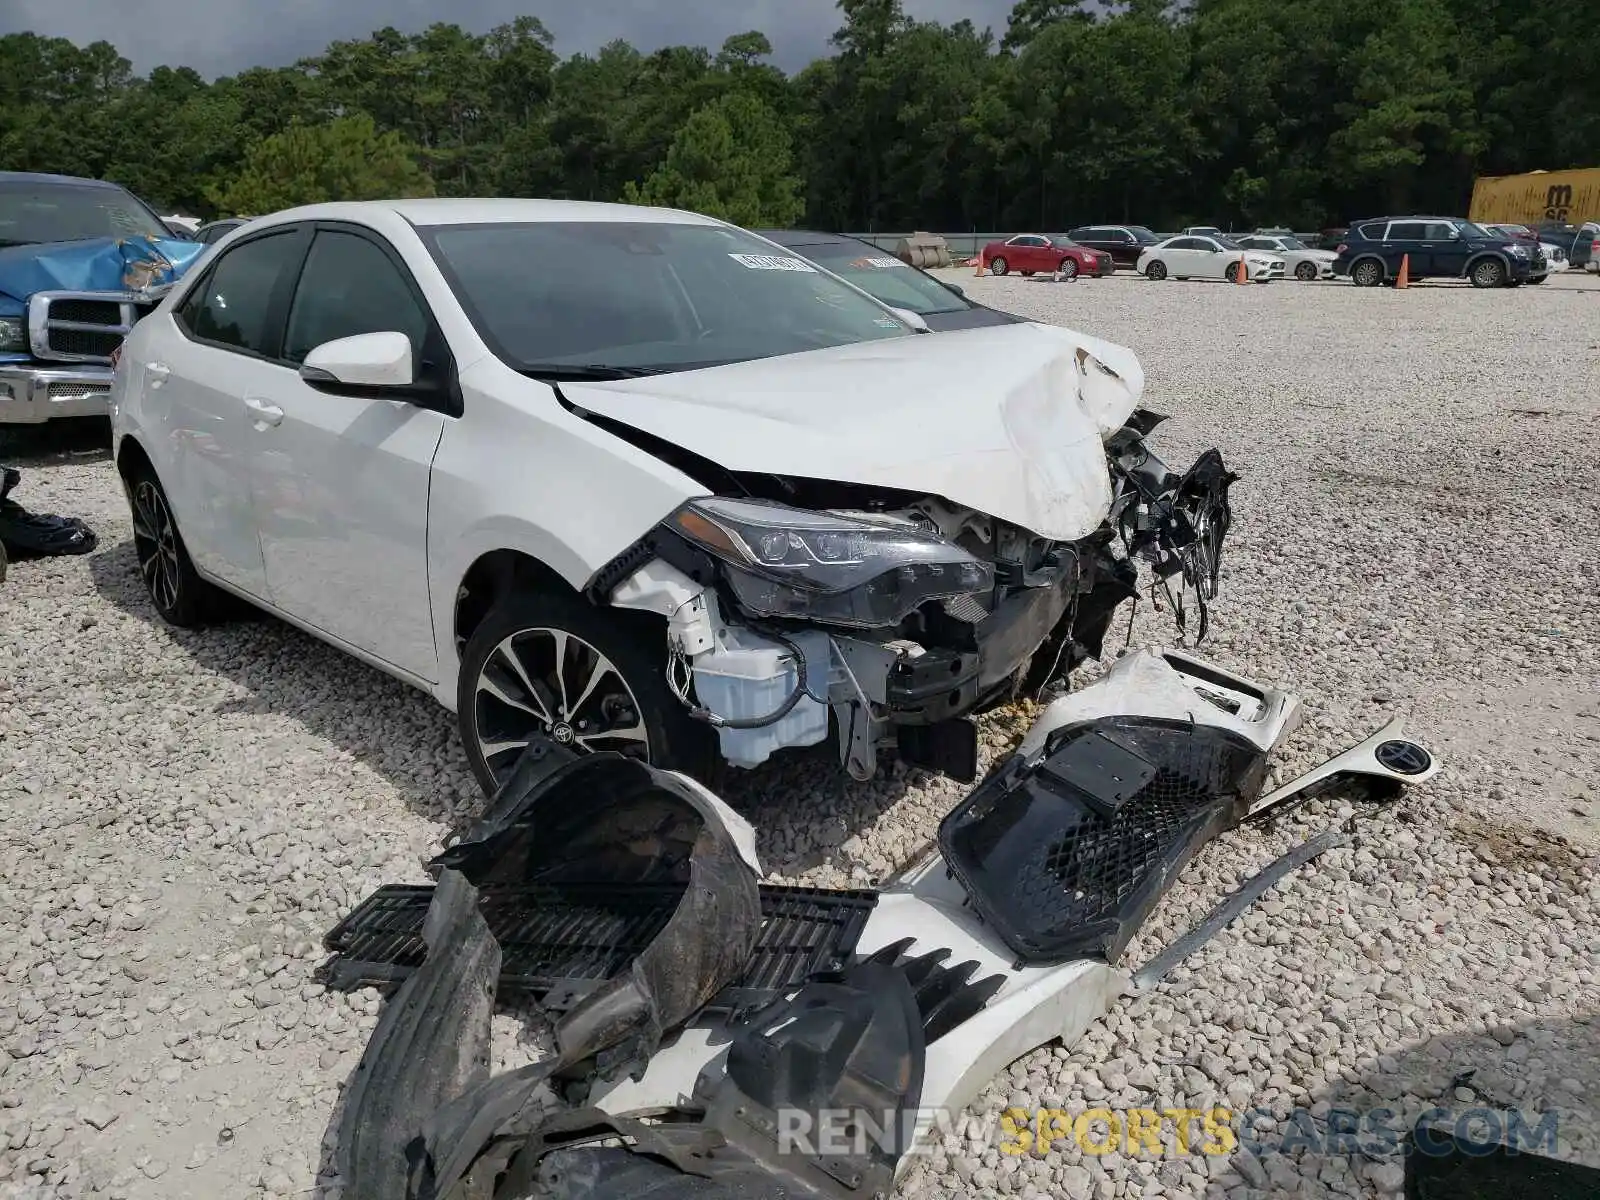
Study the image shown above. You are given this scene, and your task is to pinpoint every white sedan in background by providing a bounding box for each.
[1236,234,1336,281]
[1137,234,1284,283]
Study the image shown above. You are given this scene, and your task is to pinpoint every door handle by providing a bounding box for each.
[244,396,284,428]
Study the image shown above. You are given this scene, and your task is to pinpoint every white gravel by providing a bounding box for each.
[2,269,1597,1199]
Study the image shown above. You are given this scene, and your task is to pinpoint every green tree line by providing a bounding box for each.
[1,0,1592,230]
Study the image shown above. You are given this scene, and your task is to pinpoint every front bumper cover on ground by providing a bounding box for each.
[330,651,1438,1200]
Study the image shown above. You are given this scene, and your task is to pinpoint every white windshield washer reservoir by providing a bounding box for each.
[691,627,830,768]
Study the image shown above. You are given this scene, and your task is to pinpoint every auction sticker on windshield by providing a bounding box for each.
[729,253,816,271]
[848,255,904,270]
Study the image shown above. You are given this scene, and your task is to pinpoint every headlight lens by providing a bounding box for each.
[1509,245,1527,257]
[0,316,24,354]
[667,496,994,628]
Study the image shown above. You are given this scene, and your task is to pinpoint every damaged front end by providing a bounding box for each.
[587,402,1234,784]
[329,649,1441,1200]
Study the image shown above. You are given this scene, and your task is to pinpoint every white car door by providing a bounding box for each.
[149,226,309,597]
[244,225,449,682]
[1191,237,1230,278]
[1164,237,1202,275]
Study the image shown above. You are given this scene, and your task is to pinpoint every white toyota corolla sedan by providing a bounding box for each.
[110,199,1235,793]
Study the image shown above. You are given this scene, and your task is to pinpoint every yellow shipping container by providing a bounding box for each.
[1469,168,1600,225]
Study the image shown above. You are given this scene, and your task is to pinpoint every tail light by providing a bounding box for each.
[1334,243,1348,254]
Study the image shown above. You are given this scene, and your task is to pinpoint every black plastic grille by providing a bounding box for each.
[1033,764,1216,915]
[48,298,123,324]
[319,881,877,1013]
[47,328,123,358]
[940,718,1267,964]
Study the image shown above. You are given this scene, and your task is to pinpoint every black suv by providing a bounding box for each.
[1065,224,1164,268]
[1332,216,1540,288]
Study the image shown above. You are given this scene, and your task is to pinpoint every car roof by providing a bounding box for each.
[250,198,727,229]
[0,170,129,190]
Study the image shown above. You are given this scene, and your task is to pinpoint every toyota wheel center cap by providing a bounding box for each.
[551,722,575,745]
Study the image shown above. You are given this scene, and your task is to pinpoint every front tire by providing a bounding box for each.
[457,588,712,793]
[128,467,221,627]
[989,256,1009,276]
[1470,257,1506,288]
[1058,258,1079,280]
[1144,260,1167,281]
[1294,261,1319,281]
[1225,262,1242,283]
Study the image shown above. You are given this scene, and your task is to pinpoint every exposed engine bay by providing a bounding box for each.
[585,409,1236,781]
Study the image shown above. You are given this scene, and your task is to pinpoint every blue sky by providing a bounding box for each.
[3,0,1017,77]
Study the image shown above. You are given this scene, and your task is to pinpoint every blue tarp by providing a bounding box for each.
[0,235,206,312]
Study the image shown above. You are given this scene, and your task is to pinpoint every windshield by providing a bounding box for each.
[1459,221,1495,239]
[1049,236,1080,248]
[425,221,913,375]
[0,180,171,247]
[1128,226,1162,244]
[1279,237,1308,250]
[789,242,969,315]
[1214,236,1245,251]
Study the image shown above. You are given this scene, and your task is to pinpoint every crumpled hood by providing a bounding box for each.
[562,321,1145,541]
[0,235,205,309]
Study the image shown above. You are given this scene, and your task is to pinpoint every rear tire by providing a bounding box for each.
[989,257,1009,276]
[1350,258,1384,287]
[1144,260,1168,281]
[457,588,714,794]
[127,466,222,628]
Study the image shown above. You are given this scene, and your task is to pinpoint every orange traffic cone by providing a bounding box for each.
[1234,257,1248,285]
[1395,254,1410,289]
[975,250,987,277]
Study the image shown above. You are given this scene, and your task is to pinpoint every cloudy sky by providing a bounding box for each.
[3,0,1017,77]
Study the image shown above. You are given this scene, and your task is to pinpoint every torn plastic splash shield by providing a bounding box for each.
[337,742,764,1200]
[939,649,1299,965]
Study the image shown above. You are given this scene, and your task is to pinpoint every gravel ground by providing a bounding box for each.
[2,269,1597,1199]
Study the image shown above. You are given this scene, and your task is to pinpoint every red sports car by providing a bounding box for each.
[981,234,1114,279]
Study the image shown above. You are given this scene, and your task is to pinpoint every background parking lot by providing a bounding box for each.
[2,272,1596,1198]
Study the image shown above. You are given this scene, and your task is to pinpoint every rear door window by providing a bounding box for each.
[176,230,302,357]
[1386,222,1427,241]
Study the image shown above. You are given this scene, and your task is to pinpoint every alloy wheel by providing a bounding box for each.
[473,626,650,776]
[132,481,181,614]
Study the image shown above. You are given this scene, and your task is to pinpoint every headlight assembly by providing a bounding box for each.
[666,496,994,628]
[0,316,24,354]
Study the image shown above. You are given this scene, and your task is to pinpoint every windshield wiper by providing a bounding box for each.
[516,363,665,381]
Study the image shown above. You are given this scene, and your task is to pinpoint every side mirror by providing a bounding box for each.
[945,282,966,297]
[887,307,930,333]
[300,331,415,389]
